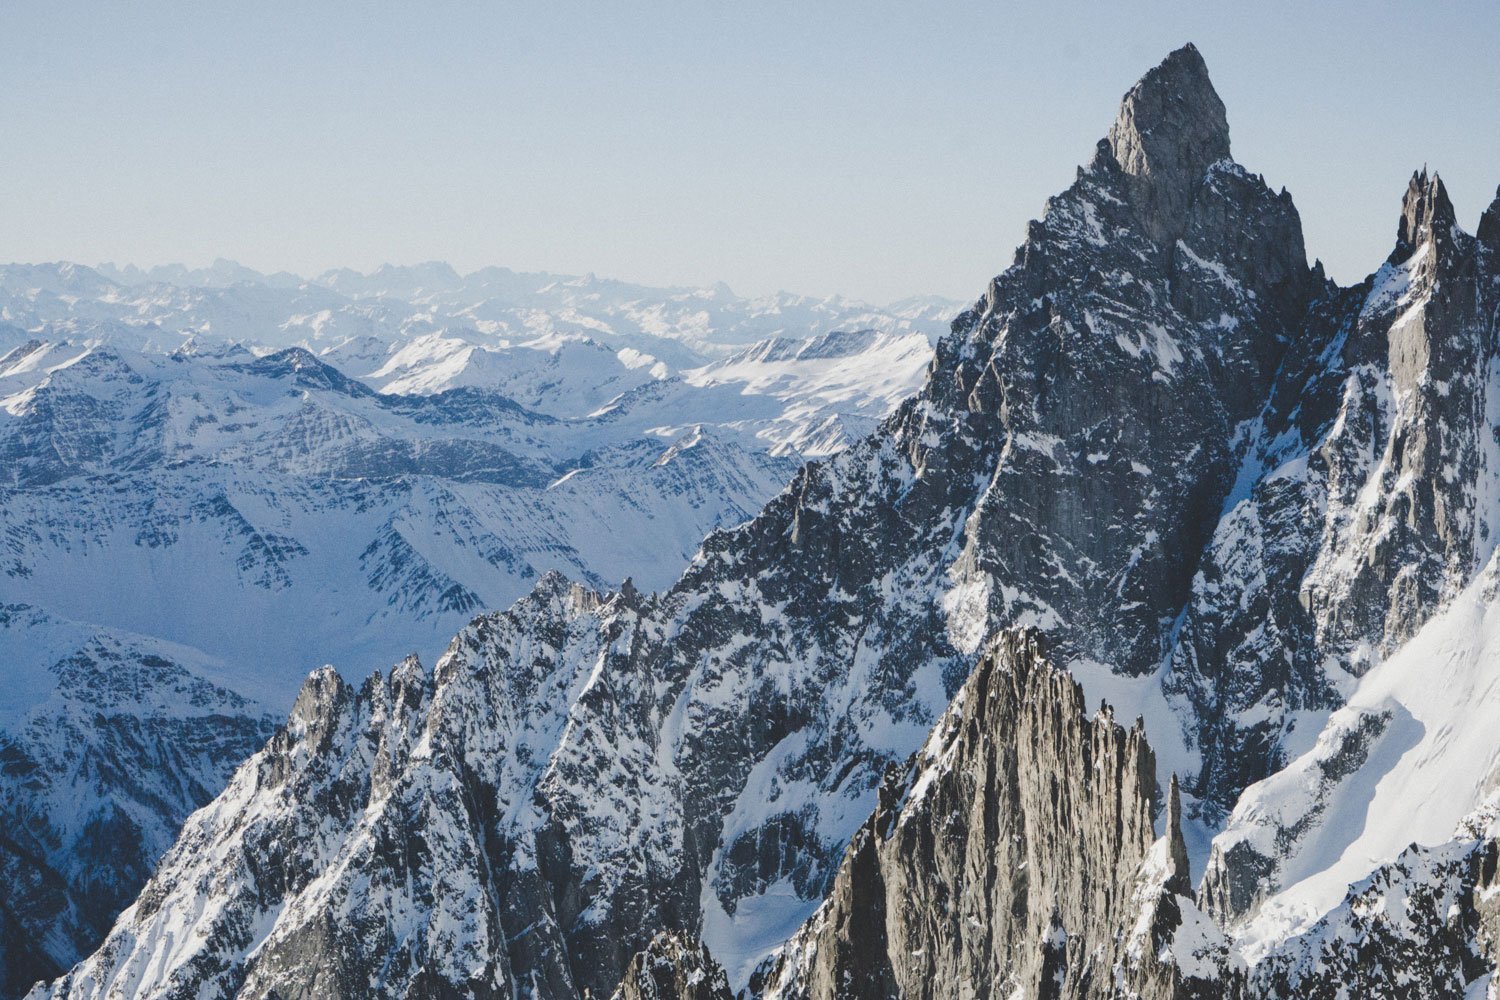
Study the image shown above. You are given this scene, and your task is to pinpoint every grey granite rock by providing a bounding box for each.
[610,933,734,1000]
[1108,43,1231,247]
[756,631,1238,1000]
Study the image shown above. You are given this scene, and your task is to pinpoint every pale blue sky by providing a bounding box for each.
[2,1,1495,301]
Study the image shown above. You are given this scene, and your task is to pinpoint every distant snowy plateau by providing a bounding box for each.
[10,42,1500,1000]
[0,262,954,992]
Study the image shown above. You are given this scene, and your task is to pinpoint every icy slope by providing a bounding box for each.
[0,327,932,698]
[1212,561,1500,962]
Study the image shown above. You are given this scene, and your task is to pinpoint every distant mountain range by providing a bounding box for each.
[0,259,956,367]
[0,260,955,995]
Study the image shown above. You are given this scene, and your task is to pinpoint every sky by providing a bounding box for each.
[1,1,1496,302]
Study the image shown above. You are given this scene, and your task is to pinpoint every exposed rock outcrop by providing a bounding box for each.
[610,933,733,1000]
[1108,43,1232,247]
[757,631,1229,1000]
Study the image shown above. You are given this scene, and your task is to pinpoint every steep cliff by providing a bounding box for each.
[756,630,1230,1000]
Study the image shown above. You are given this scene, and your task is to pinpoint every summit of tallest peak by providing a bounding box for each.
[1109,44,1229,159]
[1106,44,1232,246]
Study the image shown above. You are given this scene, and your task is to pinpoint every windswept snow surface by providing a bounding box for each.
[1228,563,1500,961]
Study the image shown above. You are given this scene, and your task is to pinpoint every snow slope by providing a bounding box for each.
[682,329,934,456]
[1221,561,1500,961]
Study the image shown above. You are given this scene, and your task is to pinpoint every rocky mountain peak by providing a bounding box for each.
[1107,42,1231,245]
[286,664,352,752]
[1390,168,1458,263]
[611,933,733,1000]
[1165,773,1193,896]
[757,630,1188,999]
[1476,183,1500,253]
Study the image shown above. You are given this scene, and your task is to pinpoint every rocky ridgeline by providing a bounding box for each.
[754,630,1218,1000]
[617,635,1498,998]
[27,43,1500,1000]
[610,933,735,1000]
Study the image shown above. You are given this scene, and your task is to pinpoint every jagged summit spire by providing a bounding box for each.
[1107,43,1231,246]
[1390,168,1457,264]
[1476,184,1500,252]
[1165,773,1192,895]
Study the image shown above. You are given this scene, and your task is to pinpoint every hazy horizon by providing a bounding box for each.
[3,1,1496,302]
[25,257,966,308]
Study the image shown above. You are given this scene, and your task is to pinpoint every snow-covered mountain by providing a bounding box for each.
[0,268,947,993]
[681,329,935,456]
[2,259,956,367]
[19,42,1500,1000]
[0,606,278,998]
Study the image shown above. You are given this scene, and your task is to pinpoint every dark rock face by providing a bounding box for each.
[610,933,733,1000]
[1108,43,1231,247]
[918,53,1313,693]
[636,640,1500,1000]
[1477,185,1500,252]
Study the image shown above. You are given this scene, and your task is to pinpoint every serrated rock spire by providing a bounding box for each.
[1166,773,1192,896]
[1475,184,1500,252]
[1390,167,1458,263]
[1107,42,1231,245]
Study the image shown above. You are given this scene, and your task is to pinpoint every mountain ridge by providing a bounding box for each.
[0,272,941,994]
